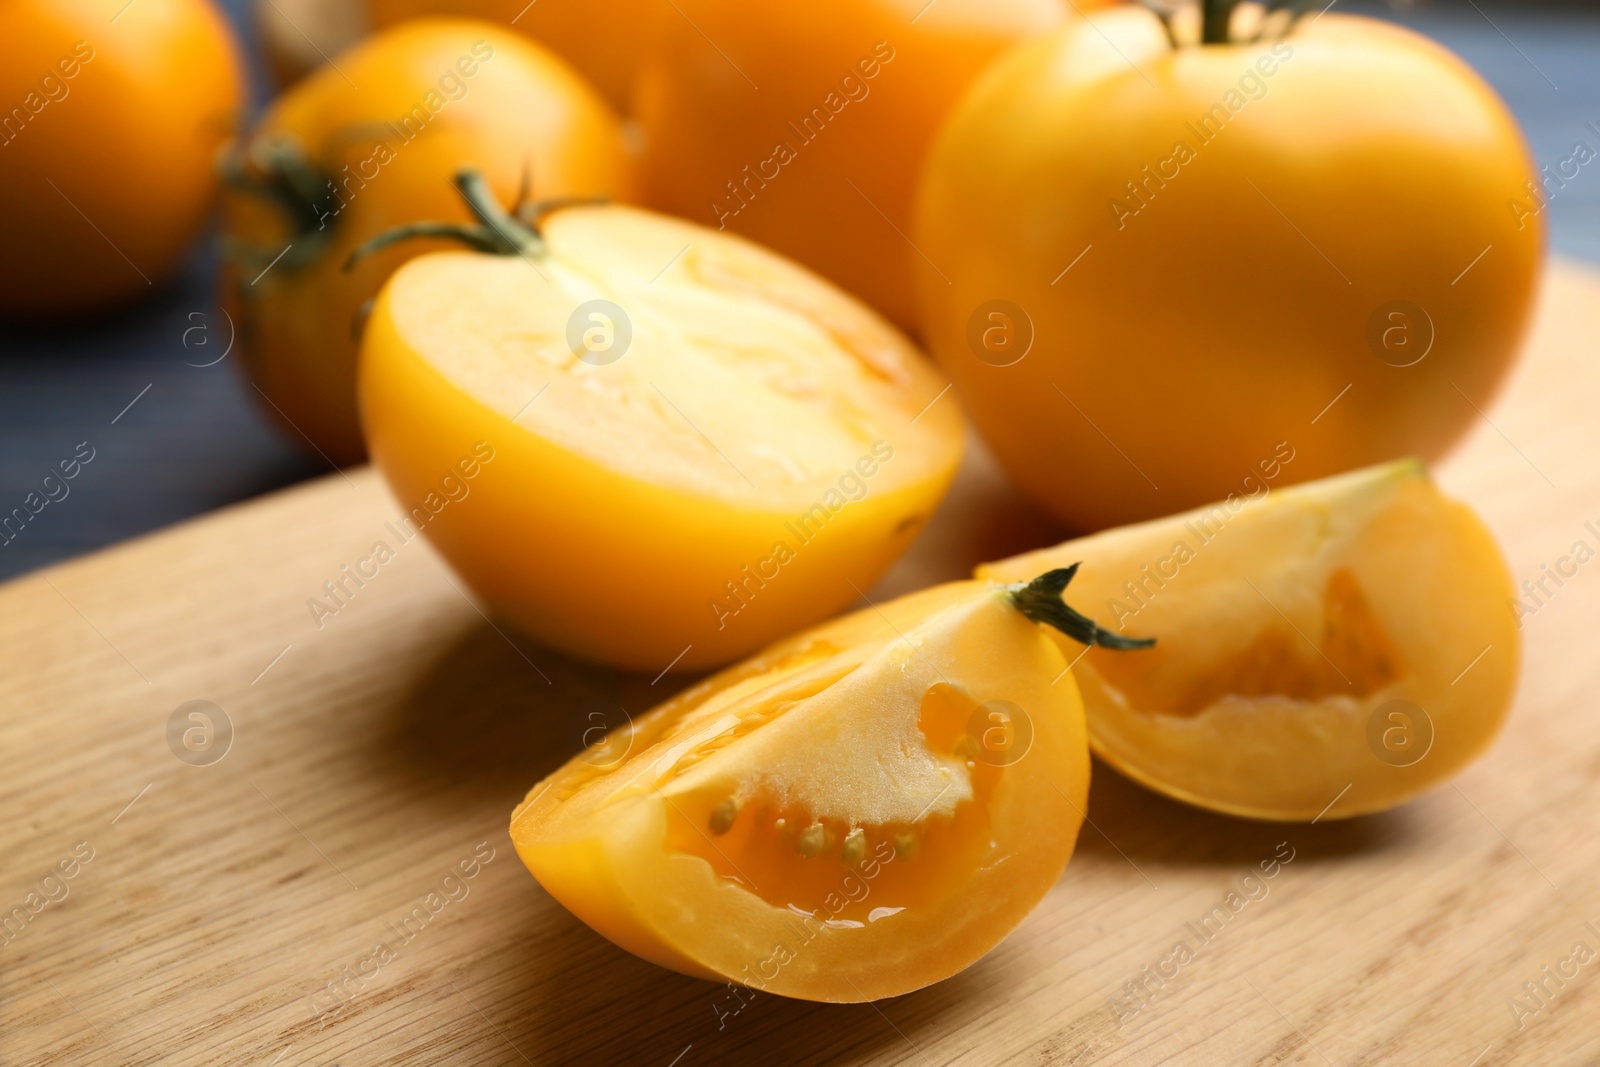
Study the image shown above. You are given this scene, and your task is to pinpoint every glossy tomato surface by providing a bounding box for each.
[915,9,1543,531]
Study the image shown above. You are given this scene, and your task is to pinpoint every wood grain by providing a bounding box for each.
[3,260,1598,1067]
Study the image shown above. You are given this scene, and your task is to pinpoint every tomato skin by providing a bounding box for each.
[367,0,662,113]
[914,10,1544,531]
[219,19,635,464]
[634,0,1073,332]
[0,0,243,318]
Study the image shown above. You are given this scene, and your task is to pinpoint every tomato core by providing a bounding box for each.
[1094,568,1405,717]
[658,681,1007,925]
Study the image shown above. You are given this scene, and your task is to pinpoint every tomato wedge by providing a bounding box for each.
[980,461,1519,821]
[511,571,1146,1001]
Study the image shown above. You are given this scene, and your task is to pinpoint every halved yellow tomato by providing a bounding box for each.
[358,172,963,672]
[980,461,1519,821]
[511,570,1142,1001]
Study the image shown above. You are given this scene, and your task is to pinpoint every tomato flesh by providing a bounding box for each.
[511,581,1088,1002]
[360,204,962,672]
[658,682,1006,923]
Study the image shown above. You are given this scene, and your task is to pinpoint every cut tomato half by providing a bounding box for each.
[358,174,963,673]
[511,573,1132,1001]
[980,460,1519,821]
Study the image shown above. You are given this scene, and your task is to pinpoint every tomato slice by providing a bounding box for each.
[979,460,1519,821]
[510,577,1099,1002]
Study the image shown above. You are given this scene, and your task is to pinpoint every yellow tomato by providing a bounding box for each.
[254,0,368,88]
[368,0,660,113]
[915,8,1543,531]
[358,172,964,672]
[512,571,1126,1001]
[219,19,633,464]
[0,0,242,317]
[981,460,1518,821]
[634,0,1075,331]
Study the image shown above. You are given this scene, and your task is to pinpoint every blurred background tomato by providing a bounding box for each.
[221,18,635,463]
[366,0,657,113]
[256,0,659,113]
[0,0,244,318]
[632,0,1076,332]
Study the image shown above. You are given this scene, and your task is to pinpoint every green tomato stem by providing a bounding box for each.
[341,220,507,271]
[1201,0,1236,44]
[1008,566,1155,652]
[455,169,547,257]
[217,135,338,277]
[343,167,560,271]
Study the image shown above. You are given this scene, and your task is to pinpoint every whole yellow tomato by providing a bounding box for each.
[358,172,964,672]
[367,0,659,113]
[914,6,1543,531]
[219,19,634,464]
[0,0,242,318]
[634,0,1075,332]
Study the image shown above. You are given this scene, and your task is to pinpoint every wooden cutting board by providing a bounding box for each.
[3,260,1598,1067]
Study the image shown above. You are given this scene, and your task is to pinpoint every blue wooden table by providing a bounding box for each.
[2,0,1597,582]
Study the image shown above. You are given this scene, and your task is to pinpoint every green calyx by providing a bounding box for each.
[1202,0,1233,43]
[1139,0,1319,48]
[342,166,609,271]
[1008,566,1155,652]
[217,134,344,277]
